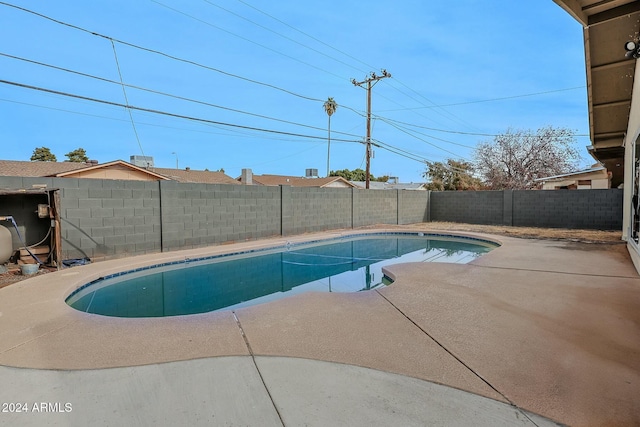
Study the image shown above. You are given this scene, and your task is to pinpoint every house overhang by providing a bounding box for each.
[553,0,640,188]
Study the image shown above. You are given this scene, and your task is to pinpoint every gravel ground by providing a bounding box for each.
[0,222,624,289]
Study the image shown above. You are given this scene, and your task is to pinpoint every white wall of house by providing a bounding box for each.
[623,59,640,271]
[540,171,610,190]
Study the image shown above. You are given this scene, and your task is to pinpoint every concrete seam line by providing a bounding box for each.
[0,320,75,356]
[232,311,285,427]
[374,290,543,427]
[474,264,640,279]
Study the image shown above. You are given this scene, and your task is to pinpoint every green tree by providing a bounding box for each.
[30,147,57,162]
[474,126,581,190]
[330,168,368,181]
[323,97,338,177]
[65,148,89,163]
[423,159,484,191]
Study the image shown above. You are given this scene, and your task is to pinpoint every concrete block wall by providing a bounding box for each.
[398,190,429,224]
[353,189,398,228]
[285,187,352,236]
[512,189,623,230]
[430,191,504,225]
[59,178,161,260]
[0,176,162,261]
[160,181,281,251]
[0,174,625,263]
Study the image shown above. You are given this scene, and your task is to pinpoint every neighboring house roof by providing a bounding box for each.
[350,181,427,190]
[0,160,238,184]
[0,160,86,177]
[55,160,170,181]
[150,167,240,185]
[240,174,357,188]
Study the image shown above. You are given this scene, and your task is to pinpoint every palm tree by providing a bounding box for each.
[323,97,338,177]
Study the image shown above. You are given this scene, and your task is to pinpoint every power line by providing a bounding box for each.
[110,40,146,158]
[376,117,475,149]
[378,86,587,112]
[0,51,364,139]
[234,0,377,72]
[382,118,471,160]
[200,0,367,75]
[376,114,590,138]
[0,97,350,145]
[386,78,480,132]
[231,0,476,132]
[0,78,361,143]
[151,0,346,80]
[0,2,325,103]
[0,81,446,171]
[0,1,496,143]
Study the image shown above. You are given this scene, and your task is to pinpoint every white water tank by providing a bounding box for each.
[0,224,12,264]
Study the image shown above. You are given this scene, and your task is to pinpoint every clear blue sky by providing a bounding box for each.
[0,0,589,182]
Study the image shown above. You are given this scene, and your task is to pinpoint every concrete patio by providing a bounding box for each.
[0,228,638,426]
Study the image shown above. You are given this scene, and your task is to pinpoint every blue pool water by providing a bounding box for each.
[66,233,497,318]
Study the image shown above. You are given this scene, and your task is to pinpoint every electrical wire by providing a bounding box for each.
[232,0,476,132]
[378,86,588,112]
[151,0,346,80]
[376,117,477,149]
[110,40,146,158]
[4,51,586,144]
[12,0,465,136]
[0,2,325,103]
[0,2,487,148]
[382,119,471,160]
[0,52,364,139]
[0,2,585,174]
[234,0,377,72]
[0,78,362,143]
[200,0,367,75]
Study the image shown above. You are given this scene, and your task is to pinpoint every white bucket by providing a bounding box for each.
[20,264,39,275]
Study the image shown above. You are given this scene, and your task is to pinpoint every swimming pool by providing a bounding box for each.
[66,233,498,318]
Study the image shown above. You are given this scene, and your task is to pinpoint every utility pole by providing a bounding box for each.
[352,69,391,189]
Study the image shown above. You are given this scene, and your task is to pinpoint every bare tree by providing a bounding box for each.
[474,127,581,190]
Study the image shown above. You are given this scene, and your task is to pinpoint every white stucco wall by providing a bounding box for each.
[623,59,640,272]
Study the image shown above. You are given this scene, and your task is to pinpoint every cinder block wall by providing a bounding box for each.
[398,190,429,224]
[285,187,352,236]
[353,189,398,227]
[0,175,624,262]
[0,177,161,261]
[430,191,504,225]
[160,181,281,251]
[512,189,623,229]
[58,178,161,260]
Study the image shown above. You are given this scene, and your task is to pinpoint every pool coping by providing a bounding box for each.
[64,230,500,310]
